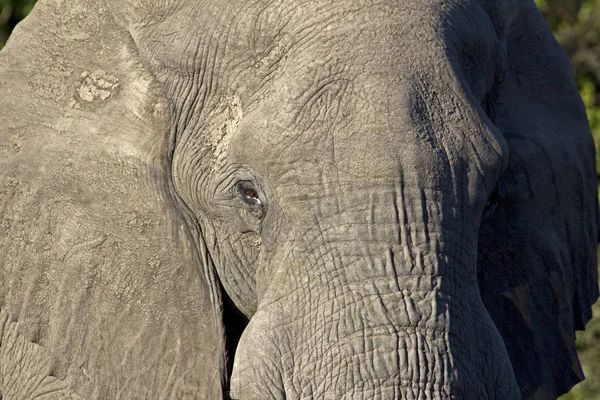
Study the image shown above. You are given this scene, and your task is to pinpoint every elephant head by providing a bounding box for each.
[0,0,597,398]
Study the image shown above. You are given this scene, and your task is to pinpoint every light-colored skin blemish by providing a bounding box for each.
[204,95,243,170]
[77,70,120,102]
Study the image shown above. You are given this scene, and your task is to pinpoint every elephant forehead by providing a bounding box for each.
[135,0,446,88]
[240,2,441,86]
[224,1,503,185]
[231,71,448,186]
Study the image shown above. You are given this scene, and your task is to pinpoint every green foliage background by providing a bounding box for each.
[0,0,34,48]
[1,0,600,398]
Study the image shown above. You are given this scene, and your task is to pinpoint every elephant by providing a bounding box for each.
[0,0,598,398]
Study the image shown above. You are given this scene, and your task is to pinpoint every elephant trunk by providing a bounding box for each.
[231,188,520,399]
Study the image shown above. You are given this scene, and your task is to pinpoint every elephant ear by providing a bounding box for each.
[0,0,225,398]
[477,0,599,398]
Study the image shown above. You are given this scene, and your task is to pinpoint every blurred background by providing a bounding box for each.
[1,0,599,398]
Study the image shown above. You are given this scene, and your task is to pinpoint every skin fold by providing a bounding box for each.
[0,0,597,399]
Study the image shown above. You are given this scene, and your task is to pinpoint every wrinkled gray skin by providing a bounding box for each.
[0,0,598,398]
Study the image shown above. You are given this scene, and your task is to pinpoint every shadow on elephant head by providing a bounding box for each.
[0,0,597,398]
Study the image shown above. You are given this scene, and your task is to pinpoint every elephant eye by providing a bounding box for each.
[237,182,263,207]
[243,188,258,199]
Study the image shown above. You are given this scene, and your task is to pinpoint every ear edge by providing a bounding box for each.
[477,0,599,397]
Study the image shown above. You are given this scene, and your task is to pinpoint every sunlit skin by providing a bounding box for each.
[0,0,596,398]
